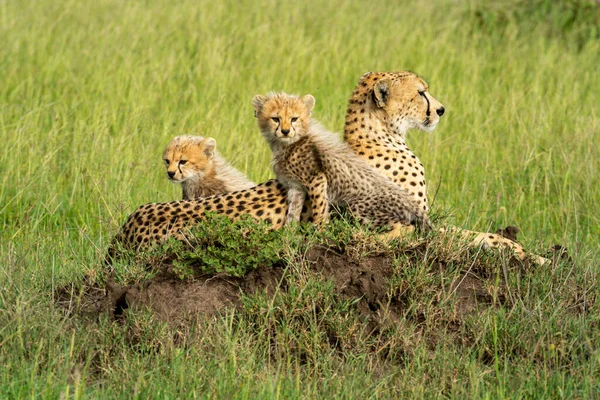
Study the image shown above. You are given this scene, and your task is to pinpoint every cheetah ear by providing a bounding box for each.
[302,95,315,114]
[372,80,390,109]
[252,95,267,117]
[203,137,216,158]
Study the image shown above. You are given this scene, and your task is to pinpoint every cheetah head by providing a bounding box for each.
[252,92,315,146]
[162,135,217,183]
[363,72,445,135]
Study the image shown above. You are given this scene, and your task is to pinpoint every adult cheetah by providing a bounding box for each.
[344,71,547,264]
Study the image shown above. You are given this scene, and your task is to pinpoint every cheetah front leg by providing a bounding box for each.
[306,172,329,227]
[380,223,415,241]
[438,226,549,266]
[469,230,549,266]
[285,186,306,225]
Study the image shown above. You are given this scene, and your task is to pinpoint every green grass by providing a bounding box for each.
[1,0,599,397]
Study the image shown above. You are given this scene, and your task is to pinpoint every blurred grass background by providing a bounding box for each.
[0,0,598,397]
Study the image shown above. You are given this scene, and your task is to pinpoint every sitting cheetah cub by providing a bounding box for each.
[252,92,430,235]
[163,135,255,200]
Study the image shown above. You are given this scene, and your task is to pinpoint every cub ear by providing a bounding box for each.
[372,79,390,109]
[302,94,315,114]
[252,95,267,117]
[203,137,217,158]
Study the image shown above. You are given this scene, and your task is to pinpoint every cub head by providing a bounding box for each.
[162,135,217,183]
[360,71,445,134]
[252,92,315,145]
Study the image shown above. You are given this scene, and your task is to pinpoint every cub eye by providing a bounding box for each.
[179,160,187,165]
[271,117,280,123]
[164,159,169,165]
[291,117,298,123]
[418,91,425,96]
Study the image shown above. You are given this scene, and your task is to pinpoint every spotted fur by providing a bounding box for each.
[106,179,291,259]
[344,71,444,212]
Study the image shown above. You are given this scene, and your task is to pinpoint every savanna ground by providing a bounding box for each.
[1,0,599,397]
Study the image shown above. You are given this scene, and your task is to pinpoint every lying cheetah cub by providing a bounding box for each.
[253,92,430,235]
[163,135,255,200]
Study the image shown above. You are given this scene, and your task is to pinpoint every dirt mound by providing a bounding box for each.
[54,228,586,373]
[59,226,582,363]
[57,241,506,329]
[57,265,286,325]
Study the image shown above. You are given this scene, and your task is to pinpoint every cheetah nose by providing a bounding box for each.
[167,171,176,178]
[436,107,445,117]
[281,129,290,136]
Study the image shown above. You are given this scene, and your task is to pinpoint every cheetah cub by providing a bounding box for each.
[252,92,430,235]
[163,135,255,200]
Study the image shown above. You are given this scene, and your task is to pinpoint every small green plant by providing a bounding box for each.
[163,213,297,278]
[171,259,195,281]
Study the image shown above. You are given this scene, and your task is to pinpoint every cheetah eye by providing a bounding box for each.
[271,117,280,123]
[418,91,425,96]
[291,117,298,123]
[164,159,169,165]
[179,160,187,165]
